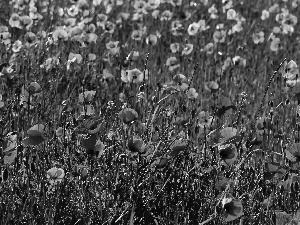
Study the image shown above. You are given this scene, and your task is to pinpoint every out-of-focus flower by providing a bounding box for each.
[228,21,243,34]
[152,10,160,19]
[24,32,38,47]
[252,31,264,44]
[171,20,184,36]
[52,27,68,42]
[227,8,237,20]
[269,4,279,13]
[213,30,226,43]
[160,10,173,21]
[170,43,180,53]
[208,4,218,19]
[119,108,138,124]
[133,0,148,14]
[103,21,115,33]
[270,37,280,52]
[166,56,180,71]
[187,22,200,35]
[282,60,299,80]
[182,43,193,55]
[146,34,158,45]
[9,13,22,28]
[106,41,120,55]
[20,15,33,29]
[147,0,160,9]
[203,42,214,54]
[261,9,270,20]
[232,56,246,67]
[131,30,143,40]
[68,5,79,17]
[12,40,23,52]
[186,88,198,99]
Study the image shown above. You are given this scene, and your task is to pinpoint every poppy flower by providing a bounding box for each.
[128,136,145,153]
[22,124,45,146]
[170,43,180,53]
[186,88,198,99]
[119,108,139,124]
[166,57,180,71]
[252,31,264,44]
[106,41,120,55]
[283,60,299,80]
[182,43,193,55]
[52,27,68,42]
[218,143,238,166]
[127,68,143,83]
[222,195,244,222]
[213,30,226,43]
[187,22,200,35]
[270,37,280,52]
[9,13,22,28]
[160,10,173,21]
[46,167,65,192]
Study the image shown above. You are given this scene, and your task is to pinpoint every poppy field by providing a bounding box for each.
[2,0,300,224]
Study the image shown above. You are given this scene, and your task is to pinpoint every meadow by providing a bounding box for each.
[1,0,300,224]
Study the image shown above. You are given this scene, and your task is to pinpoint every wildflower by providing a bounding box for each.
[270,37,280,52]
[146,34,158,45]
[128,136,145,153]
[222,195,244,222]
[20,15,33,29]
[203,43,214,54]
[186,88,198,99]
[160,10,173,21]
[187,22,200,35]
[131,30,143,41]
[104,21,116,33]
[228,21,243,34]
[106,41,120,55]
[198,19,209,31]
[219,143,238,166]
[147,0,160,9]
[119,108,139,124]
[208,4,218,19]
[127,51,140,62]
[24,32,38,47]
[171,20,184,36]
[213,30,226,43]
[46,167,65,187]
[227,8,237,20]
[52,27,68,42]
[9,13,22,29]
[269,4,279,13]
[283,60,299,80]
[232,56,246,67]
[261,9,270,20]
[127,68,146,83]
[169,0,182,6]
[78,90,96,103]
[152,10,160,19]
[166,56,180,71]
[67,5,79,17]
[205,81,219,93]
[11,40,22,53]
[252,31,264,44]
[133,0,148,14]
[170,43,180,53]
[181,43,193,55]
[22,124,45,146]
